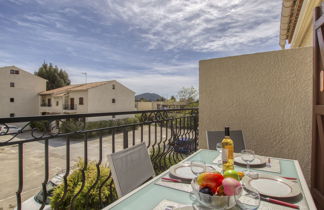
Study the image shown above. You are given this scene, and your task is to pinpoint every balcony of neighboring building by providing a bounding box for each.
[39,101,53,113]
[40,103,52,107]
[63,103,77,112]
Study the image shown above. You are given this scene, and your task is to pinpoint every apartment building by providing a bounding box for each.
[39,80,135,120]
[135,101,187,111]
[0,66,46,118]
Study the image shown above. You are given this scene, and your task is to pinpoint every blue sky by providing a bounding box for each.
[0,0,282,98]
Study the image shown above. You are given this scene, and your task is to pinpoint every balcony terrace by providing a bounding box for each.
[0,109,198,209]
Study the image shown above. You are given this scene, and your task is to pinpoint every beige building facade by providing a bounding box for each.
[199,0,317,184]
[39,80,135,120]
[280,0,322,48]
[0,66,46,118]
[135,101,187,111]
[199,47,313,183]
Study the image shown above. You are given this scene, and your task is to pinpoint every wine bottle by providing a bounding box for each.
[222,127,234,171]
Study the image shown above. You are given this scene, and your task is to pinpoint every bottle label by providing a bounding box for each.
[222,148,228,162]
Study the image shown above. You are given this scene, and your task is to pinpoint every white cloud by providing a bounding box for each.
[120,73,198,98]
[60,63,198,97]
[98,0,281,52]
[16,0,281,52]
[1,0,282,96]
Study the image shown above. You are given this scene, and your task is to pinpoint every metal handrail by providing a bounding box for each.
[40,103,51,107]
[63,104,77,110]
[0,108,199,210]
[0,108,198,123]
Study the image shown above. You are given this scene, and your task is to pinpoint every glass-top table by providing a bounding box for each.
[104,149,316,210]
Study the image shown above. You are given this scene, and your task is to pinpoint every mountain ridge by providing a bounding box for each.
[135,93,163,101]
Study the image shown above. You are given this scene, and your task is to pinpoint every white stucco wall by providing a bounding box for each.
[0,66,46,118]
[88,81,135,121]
[199,47,312,183]
[39,95,63,114]
[66,91,88,114]
[53,97,64,113]
[136,102,154,110]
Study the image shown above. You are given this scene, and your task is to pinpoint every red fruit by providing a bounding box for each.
[197,172,224,194]
[216,185,225,196]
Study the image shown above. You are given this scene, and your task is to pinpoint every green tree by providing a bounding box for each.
[138,98,149,102]
[177,87,198,103]
[35,63,71,90]
[170,96,176,102]
[156,97,166,101]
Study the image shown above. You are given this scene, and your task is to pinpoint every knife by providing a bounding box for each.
[281,176,298,181]
[260,196,299,209]
[161,177,182,183]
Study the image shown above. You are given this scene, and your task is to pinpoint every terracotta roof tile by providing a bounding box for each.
[39,81,112,95]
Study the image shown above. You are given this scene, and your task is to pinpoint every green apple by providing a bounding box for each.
[223,170,240,181]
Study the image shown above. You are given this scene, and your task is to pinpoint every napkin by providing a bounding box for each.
[155,174,192,193]
[212,154,281,173]
[153,200,192,210]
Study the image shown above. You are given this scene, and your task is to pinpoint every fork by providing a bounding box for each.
[266,157,271,168]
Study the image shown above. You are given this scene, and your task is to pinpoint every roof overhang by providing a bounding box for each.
[279,0,304,49]
[290,0,322,48]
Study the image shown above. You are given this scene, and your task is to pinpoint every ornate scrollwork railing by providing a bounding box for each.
[0,108,198,210]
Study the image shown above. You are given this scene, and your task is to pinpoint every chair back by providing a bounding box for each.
[107,142,155,197]
[206,130,246,153]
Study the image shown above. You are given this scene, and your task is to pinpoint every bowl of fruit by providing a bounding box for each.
[190,170,244,209]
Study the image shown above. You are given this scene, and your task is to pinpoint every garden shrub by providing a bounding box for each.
[59,117,140,139]
[50,160,117,210]
[50,150,189,209]
[30,120,50,132]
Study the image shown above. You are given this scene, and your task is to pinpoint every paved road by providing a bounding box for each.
[0,125,171,210]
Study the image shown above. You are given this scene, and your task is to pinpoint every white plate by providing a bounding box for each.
[242,173,301,198]
[174,207,194,210]
[169,163,215,181]
[234,155,267,166]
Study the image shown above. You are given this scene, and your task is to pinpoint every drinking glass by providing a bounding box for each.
[216,143,222,154]
[235,185,260,210]
[241,149,255,174]
[190,160,206,177]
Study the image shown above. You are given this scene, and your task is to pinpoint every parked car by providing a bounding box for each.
[15,173,64,210]
[0,125,21,135]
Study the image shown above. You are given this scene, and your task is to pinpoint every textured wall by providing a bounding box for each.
[136,101,154,110]
[199,47,313,183]
[88,81,135,121]
[0,66,46,118]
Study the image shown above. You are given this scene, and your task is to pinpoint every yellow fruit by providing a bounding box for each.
[197,173,205,185]
[237,171,245,180]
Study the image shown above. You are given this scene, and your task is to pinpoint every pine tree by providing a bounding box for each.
[35,63,71,90]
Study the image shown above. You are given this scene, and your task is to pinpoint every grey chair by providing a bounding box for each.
[206,130,246,153]
[107,142,155,197]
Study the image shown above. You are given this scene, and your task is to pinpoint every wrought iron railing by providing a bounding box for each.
[40,103,52,107]
[63,104,77,110]
[0,108,198,210]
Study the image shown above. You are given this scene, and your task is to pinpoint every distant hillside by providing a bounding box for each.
[135,93,163,101]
